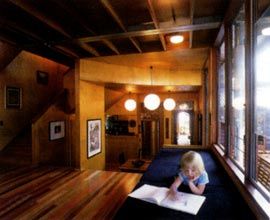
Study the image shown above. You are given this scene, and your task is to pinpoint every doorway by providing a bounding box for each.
[176,111,191,145]
[173,102,194,145]
[141,120,160,158]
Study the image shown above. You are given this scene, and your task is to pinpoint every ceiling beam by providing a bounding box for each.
[52,0,120,55]
[147,0,166,51]
[100,0,142,53]
[189,0,195,49]
[0,17,80,59]
[79,22,221,43]
[7,0,100,57]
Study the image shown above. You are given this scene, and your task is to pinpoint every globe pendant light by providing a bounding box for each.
[144,66,160,111]
[144,93,160,110]
[163,98,176,111]
[124,98,136,111]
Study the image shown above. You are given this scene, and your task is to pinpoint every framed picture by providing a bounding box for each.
[36,70,49,85]
[49,121,65,140]
[87,119,102,158]
[5,86,22,109]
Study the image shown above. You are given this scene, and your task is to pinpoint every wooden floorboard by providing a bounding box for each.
[0,166,142,219]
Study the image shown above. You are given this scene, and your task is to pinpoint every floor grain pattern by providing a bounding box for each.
[0,166,141,220]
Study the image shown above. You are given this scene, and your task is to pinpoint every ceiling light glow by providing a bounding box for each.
[124,99,136,111]
[144,94,160,110]
[170,35,184,44]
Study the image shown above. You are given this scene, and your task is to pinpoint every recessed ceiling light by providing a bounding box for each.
[170,35,184,44]
[262,27,270,36]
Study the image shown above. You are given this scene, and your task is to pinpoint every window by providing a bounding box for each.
[217,42,226,149]
[229,7,246,170]
[254,3,270,196]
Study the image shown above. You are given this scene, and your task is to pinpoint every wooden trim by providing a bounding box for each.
[8,0,100,57]
[147,0,166,51]
[79,22,221,43]
[214,24,224,47]
[100,0,142,53]
[224,23,232,155]
[212,145,270,219]
[245,0,256,178]
[52,0,119,55]
[189,0,195,49]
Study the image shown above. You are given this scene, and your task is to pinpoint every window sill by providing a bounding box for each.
[212,144,270,219]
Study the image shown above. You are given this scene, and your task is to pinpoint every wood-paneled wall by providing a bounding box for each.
[75,63,106,170]
[32,98,69,166]
[0,51,68,151]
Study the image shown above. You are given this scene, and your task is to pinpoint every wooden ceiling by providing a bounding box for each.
[0,0,230,68]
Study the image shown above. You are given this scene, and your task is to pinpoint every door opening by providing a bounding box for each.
[176,111,191,145]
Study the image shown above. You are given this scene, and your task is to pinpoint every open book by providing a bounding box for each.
[128,184,206,215]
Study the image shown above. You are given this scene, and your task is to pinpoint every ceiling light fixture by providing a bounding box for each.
[262,27,270,36]
[144,66,160,111]
[163,90,176,111]
[124,99,136,111]
[124,92,136,111]
[170,35,184,44]
[144,93,161,110]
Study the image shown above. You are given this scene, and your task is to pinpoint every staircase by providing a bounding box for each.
[0,126,32,168]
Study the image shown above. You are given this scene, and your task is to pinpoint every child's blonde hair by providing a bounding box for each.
[180,151,205,175]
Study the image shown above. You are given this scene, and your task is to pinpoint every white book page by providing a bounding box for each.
[128,184,169,205]
[161,191,206,215]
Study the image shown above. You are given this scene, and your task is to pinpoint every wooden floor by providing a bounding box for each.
[0,165,142,219]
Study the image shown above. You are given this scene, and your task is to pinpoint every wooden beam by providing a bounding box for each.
[147,0,166,51]
[74,40,99,57]
[52,0,119,55]
[0,15,80,59]
[7,0,100,57]
[79,22,221,43]
[100,0,142,53]
[54,45,80,58]
[214,23,224,47]
[189,0,195,49]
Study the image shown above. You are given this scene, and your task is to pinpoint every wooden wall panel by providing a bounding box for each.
[32,103,68,165]
[0,51,68,151]
[77,78,105,170]
[80,60,202,86]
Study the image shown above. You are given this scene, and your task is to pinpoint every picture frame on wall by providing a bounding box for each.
[87,119,101,158]
[5,86,22,109]
[49,121,65,140]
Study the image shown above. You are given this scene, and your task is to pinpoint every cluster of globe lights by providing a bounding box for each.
[124,94,176,111]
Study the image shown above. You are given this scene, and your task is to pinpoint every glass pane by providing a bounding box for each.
[218,42,226,148]
[229,7,246,170]
[254,3,270,195]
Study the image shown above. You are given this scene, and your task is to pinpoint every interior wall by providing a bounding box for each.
[32,100,68,165]
[63,69,75,112]
[80,60,202,86]
[32,70,75,166]
[77,79,105,170]
[0,51,68,150]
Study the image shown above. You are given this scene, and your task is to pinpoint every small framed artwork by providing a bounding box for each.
[5,86,22,109]
[36,70,49,85]
[49,121,65,140]
[87,119,101,158]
